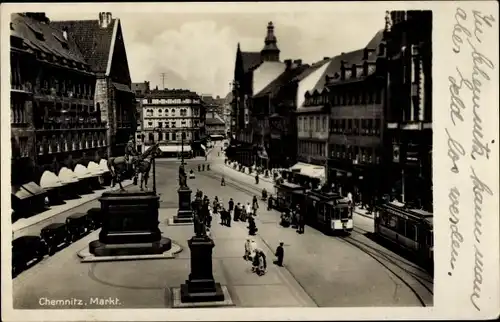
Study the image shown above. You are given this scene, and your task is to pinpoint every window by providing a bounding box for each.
[158,132,163,141]
[322,116,326,131]
[148,121,153,127]
[353,119,359,135]
[165,122,169,128]
[158,122,163,128]
[165,109,169,116]
[374,119,381,134]
[158,109,163,116]
[146,109,153,117]
[375,89,382,104]
[171,121,176,128]
[315,117,319,131]
[148,133,154,142]
[387,215,398,230]
[171,109,176,116]
[181,121,187,127]
[406,221,417,240]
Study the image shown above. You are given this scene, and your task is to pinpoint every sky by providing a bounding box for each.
[43,5,387,98]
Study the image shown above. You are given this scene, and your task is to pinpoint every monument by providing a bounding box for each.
[89,189,172,256]
[180,202,224,303]
[173,164,193,223]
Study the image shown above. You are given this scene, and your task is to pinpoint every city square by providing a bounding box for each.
[9,9,434,310]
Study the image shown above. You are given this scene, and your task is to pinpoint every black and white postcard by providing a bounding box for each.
[1,1,499,321]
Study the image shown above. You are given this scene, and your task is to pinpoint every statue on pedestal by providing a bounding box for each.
[179,164,188,188]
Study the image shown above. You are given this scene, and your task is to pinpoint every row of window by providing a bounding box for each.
[11,99,27,125]
[13,137,30,158]
[145,120,199,128]
[298,115,328,133]
[304,89,383,108]
[329,144,381,164]
[298,141,327,158]
[142,131,191,142]
[145,108,198,117]
[330,118,381,135]
[37,133,107,155]
[142,98,200,105]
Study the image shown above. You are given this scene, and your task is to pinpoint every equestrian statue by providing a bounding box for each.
[107,136,161,191]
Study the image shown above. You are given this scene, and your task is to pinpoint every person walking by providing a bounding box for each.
[297,214,305,234]
[257,249,267,276]
[252,196,259,216]
[244,238,251,260]
[248,216,258,235]
[274,242,284,266]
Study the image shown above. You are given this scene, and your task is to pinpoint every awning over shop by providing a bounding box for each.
[98,159,110,173]
[74,164,96,179]
[290,162,326,181]
[58,167,80,184]
[159,145,192,153]
[87,161,107,176]
[12,185,34,200]
[40,171,64,189]
[112,82,134,93]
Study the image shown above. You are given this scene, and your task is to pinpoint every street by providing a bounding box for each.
[12,142,432,308]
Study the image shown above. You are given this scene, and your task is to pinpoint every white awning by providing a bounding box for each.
[58,167,80,184]
[159,145,192,153]
[74,164,96,179]
[87,161,107,176]
[201,144,206,151]
[98,159,110,173]
[290,162,326,182]
[40,171,64,189]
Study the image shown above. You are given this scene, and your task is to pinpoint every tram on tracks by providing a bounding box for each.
[305,190,352,234]
[269,181,307,212]
[374,201,433,266]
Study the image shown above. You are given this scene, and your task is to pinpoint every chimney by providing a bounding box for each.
[293,59,302,66]
[99,12,112,28]
[363,48,368,60]
[340,60,346,80]
[25,13,50,23]
[284,59,292,69]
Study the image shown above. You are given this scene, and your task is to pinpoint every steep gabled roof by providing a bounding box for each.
[307,29,385,94]
[51,19,116,74]
[241,51,262,72]
[254,64,311,98]
[11,14,90,72]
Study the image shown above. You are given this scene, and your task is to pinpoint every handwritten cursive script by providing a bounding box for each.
[448,7,496,312]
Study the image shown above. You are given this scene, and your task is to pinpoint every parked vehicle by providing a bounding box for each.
[12,235,48,276]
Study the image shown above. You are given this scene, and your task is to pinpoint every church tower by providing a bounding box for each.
[260,21,280,62]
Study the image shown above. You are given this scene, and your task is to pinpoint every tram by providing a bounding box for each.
[269,182,307,212]
[305,190,352,234]
[374,201,433,266]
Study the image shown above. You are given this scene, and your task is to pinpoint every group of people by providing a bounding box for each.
[192,191,260,236]
[280,203,306,234]
[197,164,210,171]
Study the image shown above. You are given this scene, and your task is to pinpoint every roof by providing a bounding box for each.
[307,29,385,95]
[11,14,90,72]
[132,82,149,95]
[206,114,225,126]
[293,58,331,83]
[143,88,200,100]
[241,51,262,72]
[51,18,116,74]
[254,64,311,98]
[252,61,286,95]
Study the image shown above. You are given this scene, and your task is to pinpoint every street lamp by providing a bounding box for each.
[151,127,162,194]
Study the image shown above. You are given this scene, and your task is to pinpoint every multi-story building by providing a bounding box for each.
[325,30,386,199]
[10,13,98,198]
[52,12,136,158]
[205,110,226,137]
[140,88,206,157]
[222,92,233,136]
[384,10,433,210]
[131,81,150,152]
[230,22,286,164]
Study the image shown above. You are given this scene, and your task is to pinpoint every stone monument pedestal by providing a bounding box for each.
[180,236,224,303]
[173,187,193,224]
[89,190,172,256]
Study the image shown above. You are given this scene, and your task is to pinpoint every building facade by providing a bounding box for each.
[326,30,387,200]
[384,10,433,210]
[53,12,136,159]
[140,88,206,156]
[131,81,150,152]
[10,13,99,190]
[205,110,226,136]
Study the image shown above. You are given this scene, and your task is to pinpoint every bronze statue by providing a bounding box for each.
[178,164,188,188]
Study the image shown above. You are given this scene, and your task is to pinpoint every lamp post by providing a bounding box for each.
[152,127,162,194]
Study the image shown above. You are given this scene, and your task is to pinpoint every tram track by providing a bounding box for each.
[199,169,433,306]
